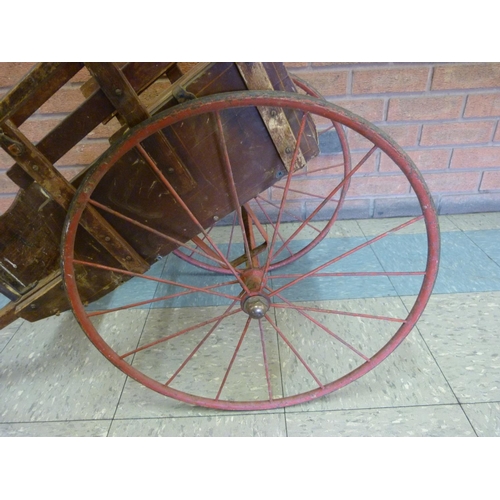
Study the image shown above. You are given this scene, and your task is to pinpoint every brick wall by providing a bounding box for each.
[286,62,500,217]
[1,62,499,218]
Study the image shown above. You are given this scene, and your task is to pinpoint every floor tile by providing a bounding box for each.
[86,258,166,311]
[286,404,475,437]
[276,296,456,412]
[462,402,500,437]
[465,229,500,266]
[401,292,500,403]
[115,306,283,418]
[371,231,500,295]
[271,237,398,302]
[0,318,24,352]
[0,310,147,422]
[109,413,286,437]
[0,420,111,437]
[447,212,500,232]
[357,215,457,236]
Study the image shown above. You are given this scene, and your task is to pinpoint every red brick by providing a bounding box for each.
[388,95,463,121]
[420,122,495,146]
[87,118,122,140]
[333,98,385,121]
[0,196,15,215]
[70,66,91,83]
[55,142,108,167]
[423,172,480,193]
[347,175,409,197]
[352,67,429,94]
[19,118,62,143]
[0,148,14,169]
[379,124,420,148]
[347,126,417,152]
[37,87,86,114]
[296,71,348,96]
[451,147,500,169]
[306,150,377,175]
[0,171,18,194]
[496,124,500,142]
[480,171,500,191]
[432,63,500,90]
[380,149,451,172]
[0,62,36,88]
[464,93,500,118]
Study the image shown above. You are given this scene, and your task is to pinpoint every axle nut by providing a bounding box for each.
[242,295,270,319]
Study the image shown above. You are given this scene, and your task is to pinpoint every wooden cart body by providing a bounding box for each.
[0,62,318,329]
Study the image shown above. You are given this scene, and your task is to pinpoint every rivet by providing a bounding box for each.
[32,165,39,171]
[7,144,23,156]
[105,236,111,242]
[168,168,175,173]
[285,147,292,154]
[270,109,277,117]
[115,88,123,96]
[213,215,219,221]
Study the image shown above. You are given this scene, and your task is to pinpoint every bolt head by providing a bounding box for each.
[242,295,270,319]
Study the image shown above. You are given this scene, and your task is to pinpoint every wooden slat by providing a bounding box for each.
[235,62,307,171]
[0,120,149,274]
[0,62,83,126]
[85,62,196,193]
[6,62,175,189]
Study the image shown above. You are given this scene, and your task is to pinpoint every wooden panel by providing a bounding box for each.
[6,62,175,189]
[0,120,148,274]
[0,62,83,126]
[84,63,195,193]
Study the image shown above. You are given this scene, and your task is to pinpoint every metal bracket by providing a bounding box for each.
[0,130,25,158]
[172,85,196,103]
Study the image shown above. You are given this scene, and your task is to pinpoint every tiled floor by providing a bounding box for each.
[1,212,499,437]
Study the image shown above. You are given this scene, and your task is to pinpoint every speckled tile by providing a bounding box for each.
[286,404,475,437]
[0,318,24,352]
[462,402,500,437]
[86,258,167,311]
[109,413,286,436]
[115,306,283,418]
[465,230,500,266]
[357,215,457,236]
[0,420,111,437]
[401,292,500,403]
[274,296,456,412]
[271,237,398,302]
[0,310,148,422]
[447,212,500,232]
[371,231,500,295]
[152,252,241,308]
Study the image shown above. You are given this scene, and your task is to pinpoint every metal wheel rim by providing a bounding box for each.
[62,91,440,411]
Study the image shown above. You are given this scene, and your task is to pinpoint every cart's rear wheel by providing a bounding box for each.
[62,91,440,411]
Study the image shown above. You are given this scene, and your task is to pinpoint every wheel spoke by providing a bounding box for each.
[88,198,225,266]
[264,313,324,389]
[259,319,273,401]
[273,183,341,201]
[214,111,254,267]
[256,195,322,233]
[165,300,239,386]
[73,259,240,301]
[272,145,378,261]
[272,271,426,279]
[270,215,424,298]
[271,302,405,323]
[215,316,252,400]
[120,308,242,359]
[136,143,251,294]
[87,280,239,317]
[226,212,237,260]
[261,112,309,281]
[255,197,294,257]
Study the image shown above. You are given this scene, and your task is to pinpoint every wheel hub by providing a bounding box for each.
[241,294,271,319]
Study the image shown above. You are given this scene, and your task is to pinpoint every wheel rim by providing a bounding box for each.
[62,91,440,411]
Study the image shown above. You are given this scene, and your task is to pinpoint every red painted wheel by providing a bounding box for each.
[62,91,440,410]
